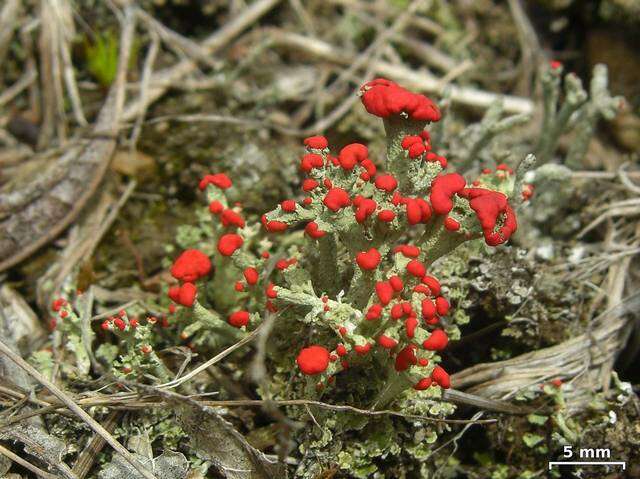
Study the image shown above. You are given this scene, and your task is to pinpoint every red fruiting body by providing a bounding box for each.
[300,153,324,172]
[336,344,348,356]
[395,345,417,371]
[168,304,176,314]
[266,300,277,312]
[366,303,383,320]
[401,135,421,149]
[129,318,139,328]
[422,329,449,351]
[305,221,326,239]
[435,296,449,316]
[354,197,377,223]
[141,345,152,355]
[339,143,368,170]
[101,320,110,330]
[52,298,65,311]
[302,197,313,206]
[391,303,404,320]
[374,174,398,192]
[395,244,420,258]
[297,345,330,375]
[405,316,418,338]
[444,216,460,231]
[339,326,347,336]
[221,209,245,228]
[401,134,432,159]
[408,142,425,158]
[459,188,517,245]
[235,281,245,292]
[389,275,404,292]
[375,281,394,305]
[430,173,466,215]
[177,282,197,307]
[421,276,441,296]
[550,60,562,69]
[356,248,381,271]
[281,200,296,212]
[413,377,433,390]
[170,249,212,282]
[59,310,68,319]
[406,260,426,278]
[551,378,563,388]
[266,282,277,299]
[323,188,351,211]
[378,335,398,349]
[304,135,328,150]
[218,233,243,256]
[404,198,423,225]
[113,318,126,331]
[431,365,451,389]
[243,267,259,285]
[359,78,441,122]
[421,299,436,319]
[199,173,232,190]
[261,215,288,233]
[209,201,224,214]
[360,159,377,179]
[378,209,395,222]
[228,310,250,328]
[276,259,288,270]
[302,178,319,191]
[354,343,372,355]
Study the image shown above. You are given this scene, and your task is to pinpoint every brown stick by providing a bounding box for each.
[72,411,122,479]
[0,443,61,479]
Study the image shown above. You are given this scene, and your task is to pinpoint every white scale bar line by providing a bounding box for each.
[548,461,626,470]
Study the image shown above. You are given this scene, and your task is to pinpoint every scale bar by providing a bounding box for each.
[548,461,626,470]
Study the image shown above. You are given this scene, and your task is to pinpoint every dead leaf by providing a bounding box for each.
[98,450,189,479]
[176,402,286,479]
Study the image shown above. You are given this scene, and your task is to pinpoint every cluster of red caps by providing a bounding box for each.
[295,240,452,391]
[50,297,69,330]
[169,174,280,328]
[177,78,527,394]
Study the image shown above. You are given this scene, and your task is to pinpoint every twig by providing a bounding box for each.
[267,30,534,114]
[90,300,139,321]
[56,3,88,126]
[72,411,122,479]
[123,0,282,121]
[507,0,541,96]
[2,383,500,426]
[0,442,61,479]
[0,338,158,479]
[135,8,217,69]
[158,325,263,389]
[129,28,159,151]
[0,0,21,79]
[0,68,36,107]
